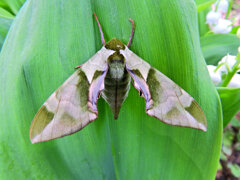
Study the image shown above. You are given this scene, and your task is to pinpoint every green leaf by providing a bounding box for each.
[222,145,232,156]
[222,128,234,147]
[217,161,222,170]
[195,0,214,31]
[0,0,222,179]
[0,16,12,50]
[231,117,240,128]
[196,0,215,12]
[217,87,240,127]
[230,26,240,35]
[195,0,214,5]
[220,151,227,161]
[201,34,240,65]
[225,0,233,19]
[221,127,234,157]
[228,164,240,178]
[0,7,14,18]
[197,8,211,37]
[0,0,25,15]
[235,142,240,151]
[238,131,240,141]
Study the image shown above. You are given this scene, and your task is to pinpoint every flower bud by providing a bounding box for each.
[218,54,237,72]
[212,19,232,34]
[227,74,240,88]
[207,65,222,85]
[206,11,221,25]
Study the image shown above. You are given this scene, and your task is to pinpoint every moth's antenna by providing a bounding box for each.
[93,13,105,46]
[127,19,134,47]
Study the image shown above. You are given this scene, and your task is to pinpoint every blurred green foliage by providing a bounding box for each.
[0,16,12,49]
[201,34,240,65]
[217,88,240,127]
[197,1,240,179]
[0,0,25,16]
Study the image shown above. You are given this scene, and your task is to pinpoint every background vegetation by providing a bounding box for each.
[0,0,239,179]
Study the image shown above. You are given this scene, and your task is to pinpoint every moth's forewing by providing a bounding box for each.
[30,69,96,143]
[121,47,207,131]
[30,47,114,143]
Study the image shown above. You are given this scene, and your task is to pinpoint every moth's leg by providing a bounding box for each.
[127,19,135,47]
[93,13,105,46]
[74,64,82,69]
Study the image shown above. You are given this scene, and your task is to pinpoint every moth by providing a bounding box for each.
[30,13,207,143]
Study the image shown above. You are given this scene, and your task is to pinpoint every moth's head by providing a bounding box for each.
[106,39,125,64]
[105,38,126,51]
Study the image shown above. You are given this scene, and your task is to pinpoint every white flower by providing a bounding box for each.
[215,0,229,14]
[207,65,222,85]
[227,74,240,88]
[212,19,232,34]
[218,54,238,73]
[206,11,221,25]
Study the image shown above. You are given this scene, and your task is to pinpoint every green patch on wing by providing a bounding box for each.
[77,69,90,109]
[166,107,181,119]
[131,69,144,79]
[146,68,161,104]
[92,70,104,81]
[185,100,207,126]
[30,105,54,139]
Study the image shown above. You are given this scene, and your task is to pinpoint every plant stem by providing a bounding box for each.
[214,62,225,72]
[215,0,220,12]
[225,0,232,19]
[221,53,240,87]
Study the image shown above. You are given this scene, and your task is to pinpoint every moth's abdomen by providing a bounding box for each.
[102,67,131,119]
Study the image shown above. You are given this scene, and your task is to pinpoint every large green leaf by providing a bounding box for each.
[195,0,214,5]
[195,0,215,12]
[0,16,12,49]
[217,87,240,128]
[198,8,210,37]
[0,0,222,179]
[0,0,25,15]
[201,34,240,65]
[0,7,14,18]
[195,0,212,37]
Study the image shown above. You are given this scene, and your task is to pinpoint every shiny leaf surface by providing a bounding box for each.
[0,0,222,179]
[217,87,240,127]
[201,34,240,65]
[0,16,12,49]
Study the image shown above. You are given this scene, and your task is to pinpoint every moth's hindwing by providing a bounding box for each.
[30,47,114,143]
[121,47,207,131]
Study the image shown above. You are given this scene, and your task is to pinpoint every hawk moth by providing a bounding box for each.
[30,13,207,143]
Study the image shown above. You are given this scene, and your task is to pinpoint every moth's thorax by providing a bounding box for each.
[107,52,125,79]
